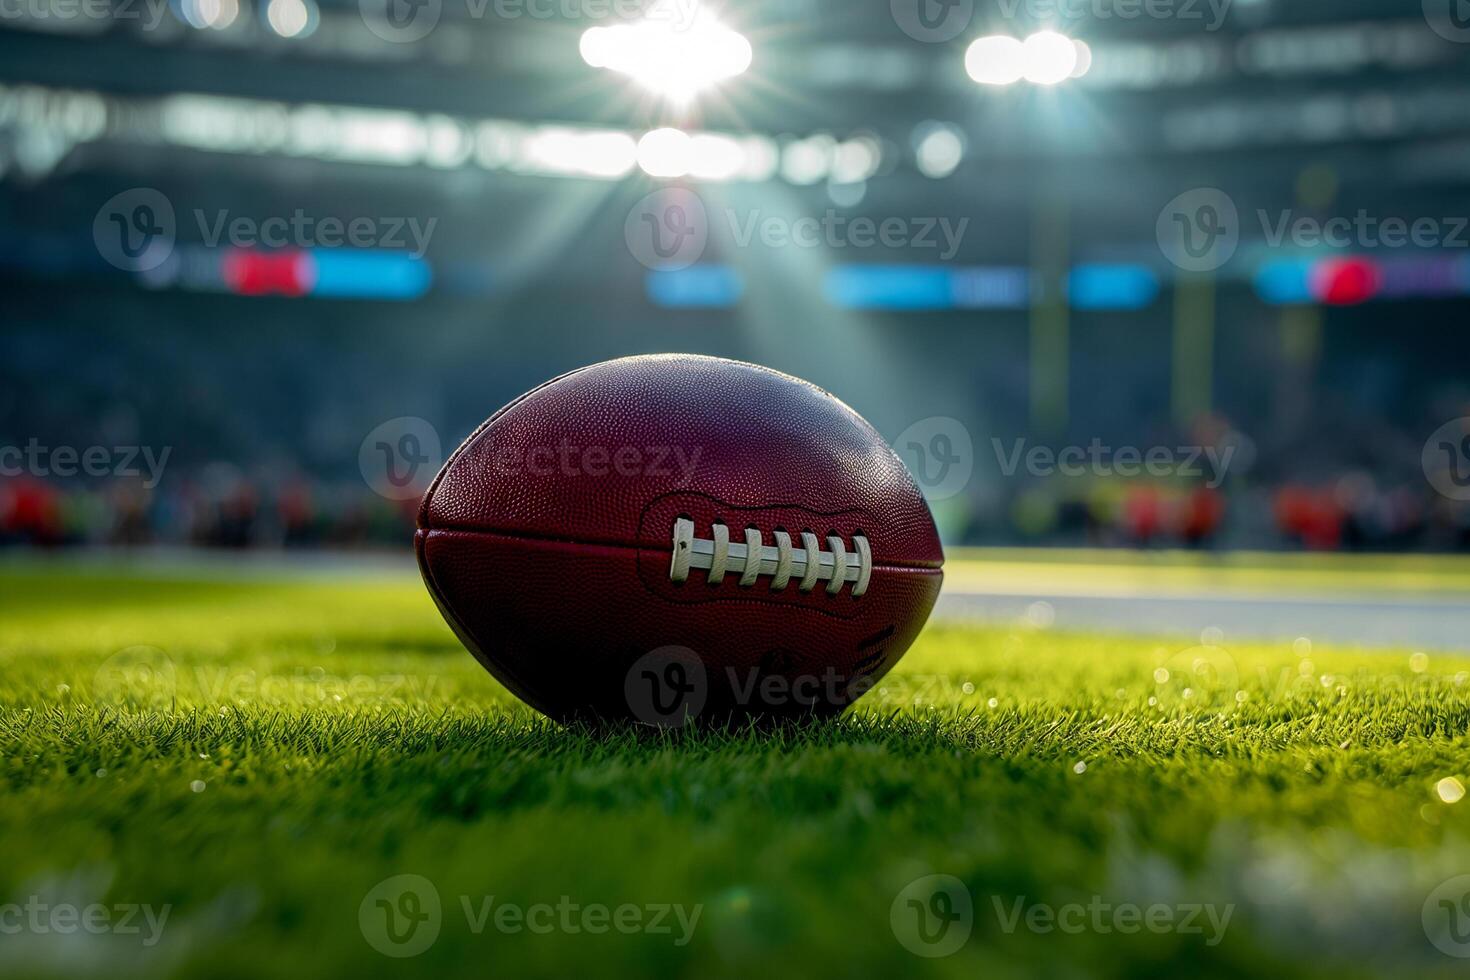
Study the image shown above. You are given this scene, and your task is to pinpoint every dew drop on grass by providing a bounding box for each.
[1072,761,1087,774]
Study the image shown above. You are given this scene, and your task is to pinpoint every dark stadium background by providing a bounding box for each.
[2,0,1469,555]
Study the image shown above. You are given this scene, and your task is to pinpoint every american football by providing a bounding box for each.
[4,3,1470,979]
[416,354,944,723]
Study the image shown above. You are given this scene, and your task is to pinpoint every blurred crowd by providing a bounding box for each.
[0,471,416,551]
[963,476,1469,552]
[3,463,1466,554]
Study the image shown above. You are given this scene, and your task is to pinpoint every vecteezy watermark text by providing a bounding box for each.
[626,189,969,270]
[624,648,884,727]
[1258,210,1470,251]
[1158,187,1470,272]
[0,0,170,31]
[460,895,700,943]
[193,210,437,257]
[990,894,1233,945]
[490,441,702,482]
[889,874,1234,958]
[890,0,1229,43]
[724,211,967,259]
[360,0,700,45]
[993,438,1235,488]
[358,874,701,958]
[0,440,170,488]
[93,188,438,273]
[0,898,170,947]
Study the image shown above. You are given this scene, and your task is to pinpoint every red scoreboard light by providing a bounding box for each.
[1309,256,1381,306]
[220,249,312,297]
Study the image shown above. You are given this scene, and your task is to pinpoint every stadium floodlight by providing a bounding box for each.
[686,133,745,180]
[580,14,753,106]
[264,0,316,38]
[913,122,965,179]
[637,127,693,177]
[965,35,1026,86]
[180,0,239,30]
[1021,31,1079,85]
[965,32,1089,87]
[1070,39,1093,79]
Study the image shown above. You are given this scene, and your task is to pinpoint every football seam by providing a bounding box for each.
[420,526,942,624]
[417,525,944,573]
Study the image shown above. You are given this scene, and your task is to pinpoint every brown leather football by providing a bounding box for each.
[415,354,943,725]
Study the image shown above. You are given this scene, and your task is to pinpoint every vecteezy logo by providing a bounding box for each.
[360,0,441,43]
[360,874,442,958]
[625,188,709,272]
[1424,0,1470,43]
[359,417,443,501]
[890,0,973,42]
[92,645,178,710]
[890,874,973,958]
[93,188,176,273]
[893,417,974,502]
[1156,188,1240,273]
[625,646,708,728]
[1424,418,1470,502]
[1423,875,1470,957]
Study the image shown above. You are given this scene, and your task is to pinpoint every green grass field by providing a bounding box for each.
[2,559,1470,978]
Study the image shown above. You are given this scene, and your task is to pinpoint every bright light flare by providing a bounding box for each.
[965,35,1025,86]
[522,128,637,178]
[265,0,316,37]
[965,32,1090,86]
[1070,39,1093,79]
[581,18,752,105]
[181,0,239,30]
[914,122,965,179]
[1022,31,1079,85]
[637,127,692,177]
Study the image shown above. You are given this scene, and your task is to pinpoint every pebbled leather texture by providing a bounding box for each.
[417,353,944,722]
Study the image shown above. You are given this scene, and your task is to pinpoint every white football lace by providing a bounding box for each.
[668,518,871,597]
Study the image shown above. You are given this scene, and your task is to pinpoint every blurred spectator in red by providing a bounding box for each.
[1123,485,1163,545]
[1,477,64,546]
[1178,486,1225,547]
[1275,485,1342,550]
